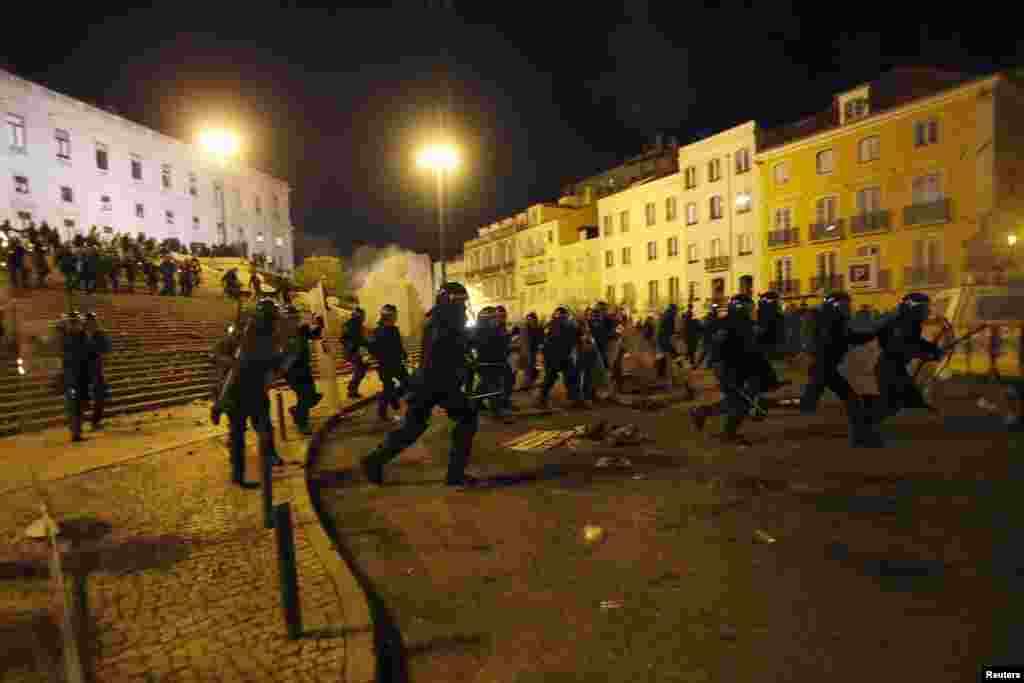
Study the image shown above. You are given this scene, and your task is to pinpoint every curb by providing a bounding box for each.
[300,412,376,683]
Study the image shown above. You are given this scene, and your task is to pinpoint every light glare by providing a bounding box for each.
[199,129,241,158]
[417,144,459,172]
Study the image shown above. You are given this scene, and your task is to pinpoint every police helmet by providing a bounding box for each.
[759,291,780,304]
[526,311,538,321]
[61,311,82,325]
[495,305,507,317]
[727,293,755,316]
[477,306,498,327]
[552,306,570,320]
[823,291,851,308]
[253,297,280,322]
[84,312,98,322]
[900,292,930,312]
[352,307,366,320]
[380,304,397,320]
[436,281,469,306]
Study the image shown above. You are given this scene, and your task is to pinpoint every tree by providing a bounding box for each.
[293,255,352,298]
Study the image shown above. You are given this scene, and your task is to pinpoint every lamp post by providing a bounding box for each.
[417,143,459,283]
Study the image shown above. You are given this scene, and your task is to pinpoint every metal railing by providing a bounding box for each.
[904,264,952,288]
[810,273,844,293]
[850,210,891,235]
[767,228,799,248]
[704,256,730,272]
[809,219,845,242]
[904,198,952,227]
[768,279,801,296]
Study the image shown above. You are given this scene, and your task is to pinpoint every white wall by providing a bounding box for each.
[0,69,294,272]
[678,121,760,308]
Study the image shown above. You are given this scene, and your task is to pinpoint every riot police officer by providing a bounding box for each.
[341,307,369,398]
[282,306,324,434]
[749,291,787,394]
[494,305,517,411]
[689,294,761,447]
[51,311,90,442]
[360,282,480,488]
[369,304,408,422]
[82,312,111,430]
[683,305,702,367]
[537,306,580,408]
[473,306,510,417]
[798,292,879,445]
[695,303,721,368]
[522,312,544,387]
[655,303,679,380]
[217,298,288,486]
[210,322,241,407]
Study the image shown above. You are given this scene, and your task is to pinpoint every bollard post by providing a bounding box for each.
[262,451,274,530]
[276,391,288,443]
[273,503,303,640]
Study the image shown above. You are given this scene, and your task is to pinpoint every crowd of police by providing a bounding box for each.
[41,276,959,490]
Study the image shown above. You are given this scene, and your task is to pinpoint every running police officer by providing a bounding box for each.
[282,305,324,435]
[369,304,408,422]
[341,307,369,398]
[537,306,580,409]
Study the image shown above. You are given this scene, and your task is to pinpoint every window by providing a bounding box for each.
[7,113,26,151]
[647,240,658,261]
[710,195,723,220]
[710,238,722,258]
[648,280,660,307]
[189,173,198,197]
[621,246,632,265]
[668,276,681,304]
[254,194,261,213]
[667,236,679,257]
[13,175,29,194]
[815,196,838,224]
[95,143,109,171]
[844,97,869,121]
[100,195,112,212]
[665,196,677,221]
[687,243,699,263]
[645,202,656,226]
[605,250,614,267]
[276,236,285,248]
[564,259,571,276]
[773,207,793,230]
[738,233,754,255]
[816,251,838,277]
[193,216,200,230]
[60,186,73,203]
[856,244,880,258]
[606,285,616,303]
[131,156,143,180]
[914,118,939,147]
[135,203,145,219]
[603,215,613,236]
[912,236,943,269]
[686,202,698,225]
[735,148,751,174]
[55,129,71,160]
[619,210,630,233]
[815,149,834,174]
[912,173,943,204]
[858,136,880,162]
[547,230,553,243]
[773,256,794,284]
[165,210,175,225]
[735,191,752,213]
[688,281,700,302]
[685,165,697,189]
[708,158,721,182]
[856,187,881,213]
[256,231,265,243]
[161,164,172,189]
[16,211,32,229]
[773,162,789,185]
[63,219,76,236]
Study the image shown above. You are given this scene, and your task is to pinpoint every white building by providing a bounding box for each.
[0,68,295,271]
[597,171,685,317]
[679,121,760,309]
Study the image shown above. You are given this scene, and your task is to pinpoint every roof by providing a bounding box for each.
[759,67,980,152]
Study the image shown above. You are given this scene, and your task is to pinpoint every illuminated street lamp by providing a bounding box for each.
[1008,234,1018,247]
[417,143,460,282]
[198,128,242,247]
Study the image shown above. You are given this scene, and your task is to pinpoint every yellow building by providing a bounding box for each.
[516,200,597,318]
[756,68,1024,311]
[463,214,523,317]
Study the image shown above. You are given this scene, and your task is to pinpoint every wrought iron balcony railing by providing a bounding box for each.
[767,228,799,248]
[903,198,952,227]
[704,256,730,272]
[809,219,845,242]
[903,264,951,288]
[849,210,891,235]
[768,279,800,296]
[810,273,844,293]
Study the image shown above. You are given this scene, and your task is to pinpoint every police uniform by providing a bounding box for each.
[523,313,544,387]
[538,307,580,407]
[55,312,90,442]
[369,305,409,421]
[748,291,787,394]
[341,308,369,398]
[655,304,679,379]
[83,312,111,430]
[282,306,324,434]
[360,283,480,488]
[472,306,511,416]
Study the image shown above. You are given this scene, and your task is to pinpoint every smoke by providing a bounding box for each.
[352,244,434,339]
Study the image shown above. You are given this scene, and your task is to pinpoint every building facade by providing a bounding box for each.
[756,68,1024,311]
[678,122,761,309]
[1,68,295,271]
[516,200,597,317]
[463,215,522,317]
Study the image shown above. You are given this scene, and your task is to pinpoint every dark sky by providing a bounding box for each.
[5,3,1022,260]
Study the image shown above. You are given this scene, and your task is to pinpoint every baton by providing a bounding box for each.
[912,325,987,381]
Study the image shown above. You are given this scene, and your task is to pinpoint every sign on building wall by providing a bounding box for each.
[848,256,878,290]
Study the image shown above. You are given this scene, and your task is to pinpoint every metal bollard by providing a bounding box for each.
[273,503,303,640]
[262,451,274,530]
[276,391,288,443]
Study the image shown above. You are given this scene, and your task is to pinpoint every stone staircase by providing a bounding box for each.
[0,287,415,438]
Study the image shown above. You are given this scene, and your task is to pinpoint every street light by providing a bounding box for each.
[198,128,242,248]
[417,142,460,282]
[1008,234,1018,247]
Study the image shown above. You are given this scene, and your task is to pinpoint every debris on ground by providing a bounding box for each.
[582,525,606,545]
[753,530,777,545]
[595,456,633,469]
[503,429,579,452]
[599,599,623,611]
[602,423,652,447]
[977,397,999,413]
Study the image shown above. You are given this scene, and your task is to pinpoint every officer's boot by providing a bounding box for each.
[446,417,479,487]
[92,398,105,430]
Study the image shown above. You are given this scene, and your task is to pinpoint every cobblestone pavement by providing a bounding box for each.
[1,375,386,683]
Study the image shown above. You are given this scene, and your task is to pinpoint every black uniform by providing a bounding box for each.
[696,309,720,368]
[361,284,479,487]
[180,264,193,297]
[749,295,785,394]
[145,261,159,295]
[655,305,679,379]
[539,313,580,405]
[124,258,137,293]
[284,320,324,433]
[523,318,544,387]
[58,321,91,442]
[473,316,513,415]
[590,311,617,370]
[109,255,122,292]
[369,321,408,421]
[210,330,240,403]
[341,313,369,398]
[82,249,99,294]
[683,310,702,366]
[871,307,941,423]
[83,323,111,429]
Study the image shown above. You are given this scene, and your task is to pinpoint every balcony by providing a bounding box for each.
[768,279,801,297]
[503,261,516,272]
[850,210,891,235]
[704,255,730,272]
[525,272,548,285]
[480,264,503,275]
[903,198,952,227]
[809,273,844,293]
[809,219,845,242]
[903,264,952,288]
[767,228,799,248]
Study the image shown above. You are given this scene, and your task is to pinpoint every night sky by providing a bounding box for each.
[4,3,1022,261]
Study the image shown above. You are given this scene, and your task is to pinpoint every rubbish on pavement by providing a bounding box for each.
[977,397,999,413]
[632,474,645,480]
[582,525,606,544]
[753,529,777,544]
[600,599,623,610]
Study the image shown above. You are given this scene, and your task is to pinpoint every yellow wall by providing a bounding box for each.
[758,77,996,311]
